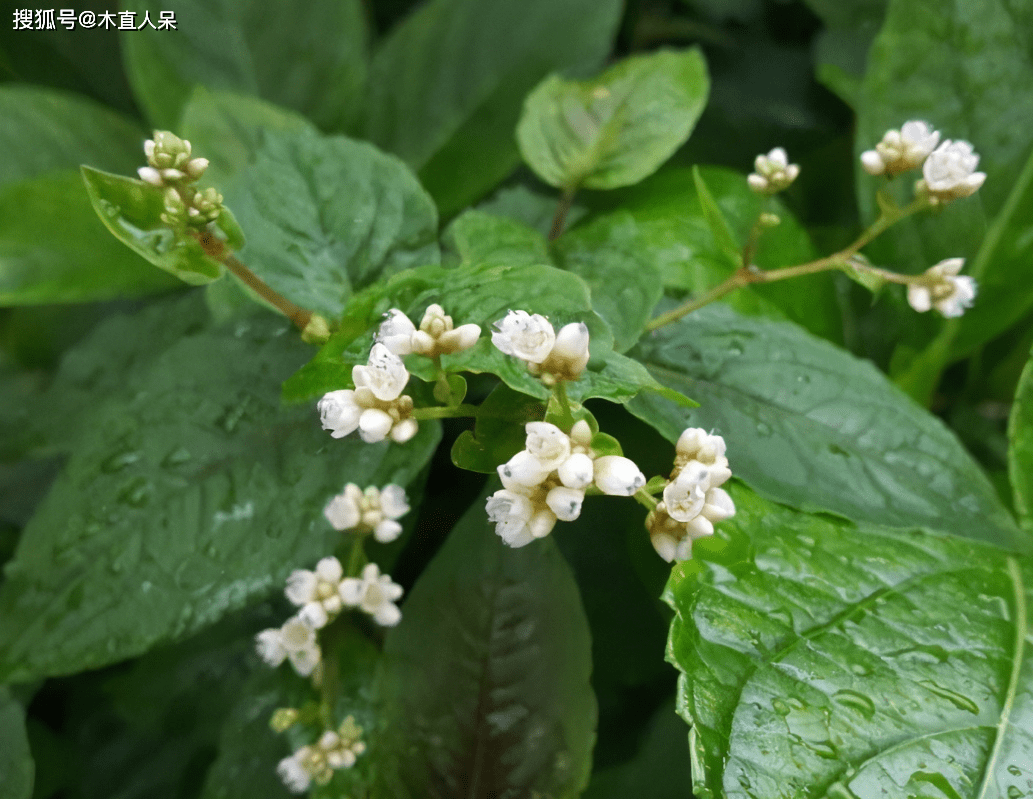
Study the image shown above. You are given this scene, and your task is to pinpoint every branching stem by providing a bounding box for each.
[549,186,578,241]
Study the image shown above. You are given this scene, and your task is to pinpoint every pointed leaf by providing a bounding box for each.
[0,688,32,799]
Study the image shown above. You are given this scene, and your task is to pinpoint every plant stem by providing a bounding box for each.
[548,186,578,241]
[553,382,572,418]
[634,488,659,511]
[411,403,486,420]
[192,231,313,330]
[645,197,927,331]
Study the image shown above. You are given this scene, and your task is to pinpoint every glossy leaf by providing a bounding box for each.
[376,492,596,798]
[81,166,243,285]
[361,0,622,214]
[0,170,180,304]
[443,210,550,267]
[450,384,546,474]
[667,484,1033,799]
[0,688,33,799]
[628,303,1020,547]
[121,0,369,130]
[0,85,142,188]
[0,299,440,682]
[224,128,440,320]
[517,49,709,191]
[553,211,663,353]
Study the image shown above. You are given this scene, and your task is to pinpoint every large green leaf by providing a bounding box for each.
[0,170,180,304]
[0,85,142,188]
[517,49,709,192]
[442,209,550,268]
[667,484,1033,799]
[81,165,243,286]
[360,0,623,215]
[0,688,32,799]
[376,491,596,798]
[0,298,440,683]
[281,260,694,409]
[224,128,440,320]
[1010,351,1033,534]
[121,0,368,131]
[628,303,1020,547]
[583,166,841,343]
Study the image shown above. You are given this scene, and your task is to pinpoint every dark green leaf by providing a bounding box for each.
[628,303,1020,547]
[0,298,441,682]
[178,88,316,189]
[376,492,596,798]
[553,211,663,353]
[517,49,709,191]
[0,170,180,304]
[692,166,741,265]
[667,484,1033,799]
[361,0,623,214]
[0,688,33,799]
[1009,351,1033,535]
[81,165,238,285]
[443,210,550,268]
[450,384,546,474]
[224,128,440,320]
[0,85,142,188]
[121,0,368,131]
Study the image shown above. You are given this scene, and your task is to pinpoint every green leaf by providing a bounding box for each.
[691,166,741,265]
[628,303,1020,547]
[0,688,33,799]
[224,128,440,320]
[443,209,550,267]
[121,0,369,131]
[0,298,441,682]
[583,166,841,342]
[1009,351,1033,534]
[376,492,596,798]
[553,211,663,353]
[0,85,143,189]
[178,88,316,189]
[517,49,709,191]
[80,165,238,285]
[667,484,1033,799]
[0,170,180,304]
[361,0,623,215]
[450,384,546,474]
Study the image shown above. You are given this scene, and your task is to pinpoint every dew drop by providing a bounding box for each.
[833,689,876,720]
[803,740,838,760]
[850,663,873,676]
[768,609,792,628]
[918,680,980,714]
[771,698,792,716]
[102,449,141,473]
[1007,787,1024,799]
[826,782,859,799]
[1007,765,1023,776]
[117,476,151,508]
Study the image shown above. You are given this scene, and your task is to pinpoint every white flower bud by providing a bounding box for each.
[524,422,571,470]
[376,309,416,355]
[593,455,646,496]
[569,420,593,448]
[558,452,594,489]
[440,323,482,353]
[353,343,409,401]
[701,487,736,523]
[529,508,558,539]
[184,157,209,179]
[374,519,403,543]
[137,166,163,186]
[410,330,436,355]
[144,139,156,161]
[491,310,556,364]
[921,139,986,202]
[379,484,410,518]
[358,408,393,442]
[486,489,535,547]
[390,417,419,443]
[864,121,940,177]
[498,450,551,489]
[324,484,362,530]
[860,150,886,176]
[907,257,977,318]
[318,390,361,439]
[547,322,591,378]
[546,486,585,522]
[748,147,799,194]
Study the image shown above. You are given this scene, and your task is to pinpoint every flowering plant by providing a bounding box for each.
[2,2,1033,798]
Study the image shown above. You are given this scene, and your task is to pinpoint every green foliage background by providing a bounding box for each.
[2,0,1033,797]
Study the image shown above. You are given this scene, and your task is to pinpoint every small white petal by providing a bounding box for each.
[453,323,482,350]
[318,390,361,438]
[315,556,343,583]
[498,450,551,489]
[685,514,715,538]
[255,629,286,666]
[288,643,321,676]
[390,417,419,443]
[373,602,402,626]
[374,519,403,543]
[379,485,410,518]
[593,456,646,496]
[569,420,593,447]
[376,309,416,355]
[358,409,393,442]
[907,284,933,313]
[747,174,768,192]
[277,753,312,793]
[491,310,556,363]
[299,601,329,629]
[284,569,317,606]
[324,492,361,530]
[524,422,571,470]
[546,486,584,522]
[651,532,679,563]
[340,578,363,606]
[529,508,558,539]
[558,452,594,489]
[701,487,736,522]
[860,150,885,176]
[137,166,163,185]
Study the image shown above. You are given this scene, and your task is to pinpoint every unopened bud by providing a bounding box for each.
[270,708,300,733]
[302,314,332,345]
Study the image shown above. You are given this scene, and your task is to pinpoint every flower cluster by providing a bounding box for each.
[324,483,409,542]
[907,257,977,318]
[486,420,646,547]
[491,311,591,382]
[647,428,736,562]
[860,120,986,205]
[137,130,224,229]
[377,304,481,357]
[747,148,800,194]
[277,717,367,793]
[318,343,418,444]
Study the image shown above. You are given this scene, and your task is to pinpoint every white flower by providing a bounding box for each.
[542,322,590,380]
[491,310,556,363]
[593,455,646,496]
[318,390,361,439]
[276,718,365,793]
[324,484,410,542]
[498,450,551,490]
[861,121,940,177]
[285,557,346,629]
[340,563,404,626]
[412,303,482,356]
[486,489,536,546]
[255,615,321,676]
[358,408,394,442]
[390,417,419,443]
[921,140,986,203]
[353,343,410,401]
[524,422,572,471]
[376,309,416,355]
[907,257,977,318]
[558,452,594,489]
[277,746,316,793]
[546,486,585,522]
[663,461,710,523]
[748,147,800,194]
[675,428,727,465]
